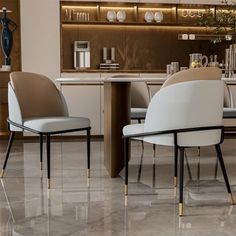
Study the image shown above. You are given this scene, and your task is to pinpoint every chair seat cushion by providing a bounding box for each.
[131,108,147,119]
[23,116,90,133]
[223,108,236,118]
[123,124,144,141]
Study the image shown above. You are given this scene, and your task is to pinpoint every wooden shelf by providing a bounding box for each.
[61,1,227,27]
[61,21,204,27]
[178,33,236,41]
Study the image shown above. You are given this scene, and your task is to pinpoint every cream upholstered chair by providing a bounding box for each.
[0,72,91,189]
[123,80,234,216]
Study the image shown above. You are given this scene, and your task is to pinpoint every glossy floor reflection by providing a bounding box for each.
[0,139,236,235]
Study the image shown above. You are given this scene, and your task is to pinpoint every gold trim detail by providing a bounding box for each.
[48,179,51,189]
[125,185,128,195]
[229,193,234,205]
[179,203,183,216]
[87,169,90,178]
[0,169,5,178]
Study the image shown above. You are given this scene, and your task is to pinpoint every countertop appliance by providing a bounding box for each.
[74,41,90,69]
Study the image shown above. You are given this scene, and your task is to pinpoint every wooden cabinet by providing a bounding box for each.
[0,72,10,135]
[60,1,227,73]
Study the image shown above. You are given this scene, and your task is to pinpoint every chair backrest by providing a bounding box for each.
[9,72,68,122]
[144,80,224,147]
[131,82,150,108]
[161,67,232,108]
[161,67,222,88]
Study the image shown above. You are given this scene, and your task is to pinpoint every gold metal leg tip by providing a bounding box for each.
[174,177,177,187]
[179,203,184,217]
[0,169,5,178]
[125,185,128,195]
[87,169,90,179]
[229,193,234,205]
[48,179,51,189]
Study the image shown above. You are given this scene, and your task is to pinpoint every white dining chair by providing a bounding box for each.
[123,80,234,216]
[163,67,235,181]
[0,72,91,189]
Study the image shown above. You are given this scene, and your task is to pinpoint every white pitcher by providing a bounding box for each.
[189,53,208,68]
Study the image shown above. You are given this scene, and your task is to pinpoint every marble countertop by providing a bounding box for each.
[56,74,236,84]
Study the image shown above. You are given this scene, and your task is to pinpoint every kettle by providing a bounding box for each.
[189,53,208,68]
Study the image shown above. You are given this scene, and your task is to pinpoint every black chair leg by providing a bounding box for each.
[215,144,234,204]
[46,134,51,189]
[124,138,129,195]
[40,134,43,171]
[87,129,91,179]
[174,145,178,188]
[1,131,15,178]
[179,147,185,216]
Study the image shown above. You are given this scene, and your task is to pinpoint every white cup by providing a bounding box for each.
[1,65,11,71]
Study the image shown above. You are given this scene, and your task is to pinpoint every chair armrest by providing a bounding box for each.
[123,125,224,139]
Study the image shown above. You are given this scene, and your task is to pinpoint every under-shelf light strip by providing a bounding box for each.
[139,7,176,11]
[100,7,136,10]
[63,24,208,29]
[62,6,98,9]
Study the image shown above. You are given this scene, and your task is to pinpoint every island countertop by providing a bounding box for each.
[56,74,236,85]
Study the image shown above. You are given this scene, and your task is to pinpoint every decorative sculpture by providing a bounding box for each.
[0,7,17,67]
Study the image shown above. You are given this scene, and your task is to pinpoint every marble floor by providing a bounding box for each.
[0,138,236,236]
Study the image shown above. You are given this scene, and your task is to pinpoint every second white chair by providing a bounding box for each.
[123,80,234,216]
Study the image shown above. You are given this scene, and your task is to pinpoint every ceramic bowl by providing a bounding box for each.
[117,10,126,22]
[154,11,163,23]
[144,11,154,23]
[107,10,116,22]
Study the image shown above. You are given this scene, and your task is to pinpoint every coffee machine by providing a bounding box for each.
[74,41,90,69]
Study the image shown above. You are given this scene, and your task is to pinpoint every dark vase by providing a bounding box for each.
[0,7,17,66]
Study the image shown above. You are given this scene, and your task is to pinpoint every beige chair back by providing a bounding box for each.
[161,67,231,108]
[10,72,67,119]
[131,82,150,108]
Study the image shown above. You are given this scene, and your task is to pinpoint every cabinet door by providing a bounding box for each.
[62,85,102,135]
